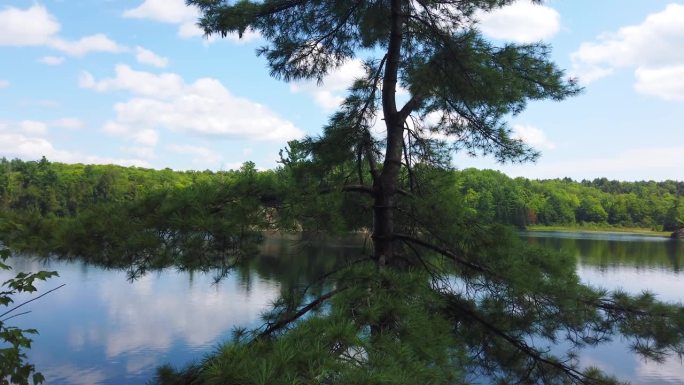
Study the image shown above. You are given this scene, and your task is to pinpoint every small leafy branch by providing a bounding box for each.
[1,247,62,385]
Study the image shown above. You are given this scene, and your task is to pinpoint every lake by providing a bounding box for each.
[2,232,683,384]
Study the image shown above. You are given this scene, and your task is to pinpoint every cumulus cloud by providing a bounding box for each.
[82,65,303,142]
[124,0,259,43]
[0,132,148,167]
[53,118,85,130]
[50,34,127,57]
[1,120,48,136]
[1,117,83,144]
[101,120,159,157]
[131,129,160,147]
[80,65,184,97]
[123,0,198,24]
[512,124,555,150]
[167,144,223,165]
[0,119,148,166]
[0,4,127,57]
[501,146,684,181]
[290,59,366,110]
[571,4,684,101]
[96,272,279,357]
[476,0,561,43]
[0,5,60,46]
[18,120,49,136]
[634,65,684,102]
[39,364,108,385]
[39,55,66,65]
[17,99,60,108]
[123,146,156,159]
[135,46,168,68]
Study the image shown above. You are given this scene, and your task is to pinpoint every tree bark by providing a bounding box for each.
[372,0,404,266]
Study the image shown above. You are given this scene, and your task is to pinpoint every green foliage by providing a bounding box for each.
[0,2,682,382]
[0,246,57,385]
[3,158,681,238]
[664,197,684,231]
[157,266,465,385]
[176,0,684,373]
[451,169,683,230]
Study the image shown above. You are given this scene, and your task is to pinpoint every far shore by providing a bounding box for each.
[524,225,672,238]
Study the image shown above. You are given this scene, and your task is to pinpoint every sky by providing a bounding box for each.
[1,0,683,181]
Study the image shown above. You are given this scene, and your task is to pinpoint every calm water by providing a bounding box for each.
[523,232,684,385]
[2,232,683,384]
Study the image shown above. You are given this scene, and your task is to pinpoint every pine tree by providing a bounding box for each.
[158,1,684,384]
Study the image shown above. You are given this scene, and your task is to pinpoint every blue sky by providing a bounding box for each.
[1,0,683,181]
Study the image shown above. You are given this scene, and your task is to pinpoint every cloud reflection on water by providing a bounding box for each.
[1,257,280,384]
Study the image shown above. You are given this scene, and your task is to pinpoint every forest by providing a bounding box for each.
[3,1,684,384]
[2,157,683,239]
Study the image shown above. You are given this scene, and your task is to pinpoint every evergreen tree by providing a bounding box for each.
[0,2,623,384]
[175,1,684,384]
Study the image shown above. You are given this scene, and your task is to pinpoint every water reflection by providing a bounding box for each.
[3,232,683,384]
[524,231,684,272]
[0,234,366,385]
[523,232,684,384]
[1,258,280,384]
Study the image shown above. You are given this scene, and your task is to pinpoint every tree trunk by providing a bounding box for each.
[372,0,404,266]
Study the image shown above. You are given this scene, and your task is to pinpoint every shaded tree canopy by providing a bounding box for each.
[168,1,684,384]
[191,0,580,262]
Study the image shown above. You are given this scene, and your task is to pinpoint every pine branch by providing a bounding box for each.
[0,284,66,319]
[258,287,346,339]
[443,293,600,385]
[393,233,490,274]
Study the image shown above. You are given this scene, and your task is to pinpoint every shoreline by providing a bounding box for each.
[524,225,672,238]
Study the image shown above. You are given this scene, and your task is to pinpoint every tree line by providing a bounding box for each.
[2,157,682,234]
[454,168,684,231]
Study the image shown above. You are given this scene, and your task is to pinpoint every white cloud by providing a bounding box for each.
[1,118,83,138]
[124,0,198,24]
[102,121,131,136]
[476,0,560,43]
[19,120,48,135]
[501,146,684,181]
[39,55,66,65]
[135,46,168,68]
[40,364,107,385]
[512,124,555,150]
[0,134,51,159]
[224,28,261,44]
[131,129,159,146]
[17,99,60,108]
[80,65,184,98]
[123,146,156,159]
[124,0,258,43]
[101,119,159,151]
[0,132,149,167]
[636,355,684,383]
[124,0,201,40]
[167,144,223,165]
[0,5,126,57]
[83,65,303,141]
[1,119,48,136]
[177,21,204,38]
[290,59,366,110]
[571,3,684,101]
[0,80,8,88]
[50,34,127,57]
[0,5,60,46]
[634,66,684,102]
[96,271,279,357]
[53,118,84,130]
